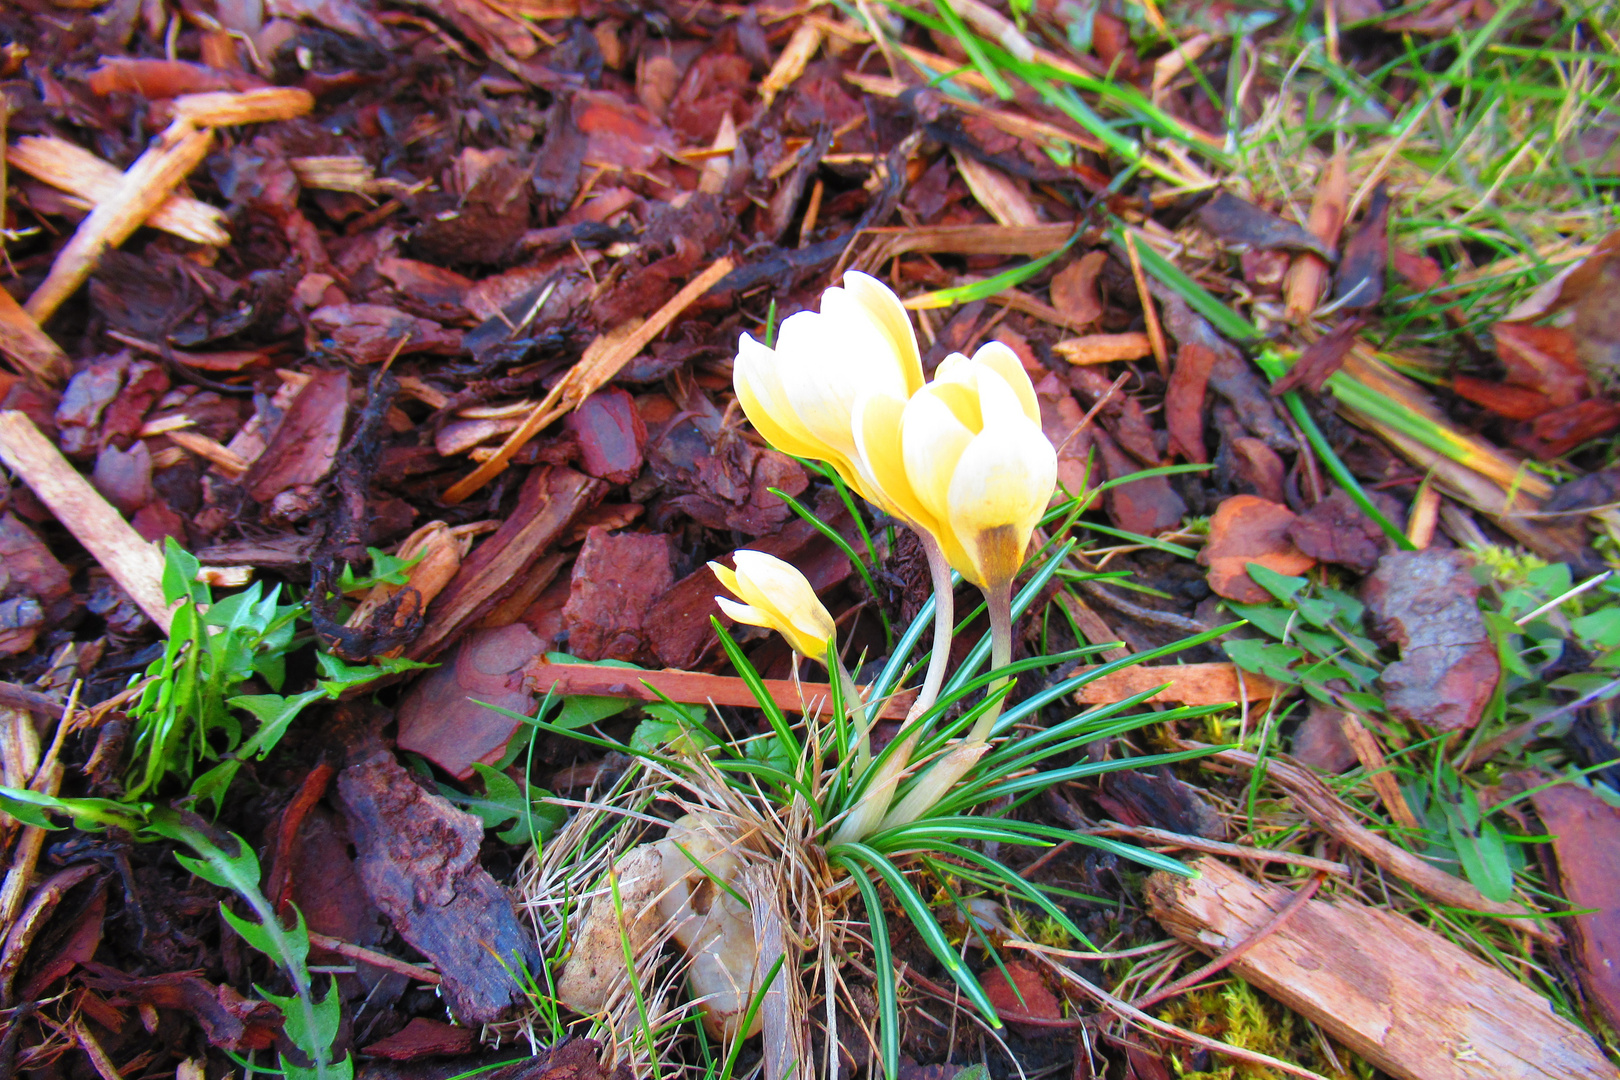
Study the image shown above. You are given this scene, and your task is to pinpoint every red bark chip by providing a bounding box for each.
[364,1017,478,1060]
[1165,341,1214,463]
[397,622,543,779]
[1199,495,1316,603]
[565,386,648,485]
[242,368,350,504]
[983,961,1061,1035]
[562,527,675,663]
[1529,783,1620,1032]
[1361,549,1498,732]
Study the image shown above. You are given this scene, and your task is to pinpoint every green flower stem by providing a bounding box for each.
[968,578,1015,743]
[910,531,956,723]
[829,731,917,846]
[835,659,874,773]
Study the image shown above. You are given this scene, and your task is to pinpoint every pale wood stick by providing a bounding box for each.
[442,255,735,504]
[1334,710,1422,831]
[25,121,214,324]
[165,427,249,477]
[0,285,70,385]
[1148,858,1614,1080]
[172,87,314,126]
[1073,661,1280,706]
[523,660,916,721]
[0,411,173,632]
[6,136,229,246]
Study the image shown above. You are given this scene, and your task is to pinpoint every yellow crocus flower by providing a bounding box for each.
[889,342,1056,591]
[710,550,836,661]
[732,271,925,515]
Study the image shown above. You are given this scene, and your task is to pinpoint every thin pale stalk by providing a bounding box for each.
[876,740,988,833]
[908,531,956,723]
[835,660,872,773]
[967,579,1014,743]
[829,732,917,847]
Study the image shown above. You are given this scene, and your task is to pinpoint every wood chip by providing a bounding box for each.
[408,467,605,661]
[1201,745,1563,942]
[0,411,173,632]
[759,21,822,108]
[165,428,250,478]
[0,285,70,385]
[951,148,1041,227]
[1148,858,1612,1080]
[522,660,915,720]
[1052,332,1154,365]
[6,135,230,246]
[25,121,214,325]
[1073,662,1280,706]
[441,256,734,504]
[171,87,315,126]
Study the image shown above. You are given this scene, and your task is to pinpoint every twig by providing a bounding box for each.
[305,933,440,985]
[0,286,70,386]
[1078,823,1349,877]
[0,684,78,942]
[1031,951,1334,1080]
[523,661,915,720]
[72,1019,123,1080]
[1072,578,1211,635]
[1196,744,1564,944]
[6,136,229,246]
[1130,871,1325,1012]
[25,120,214,324]
[0,412,174,632]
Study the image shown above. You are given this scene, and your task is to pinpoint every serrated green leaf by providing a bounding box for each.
[1573,608,1620,649]
[1223,639,1303,683]
[1246,563,1308,603]
[1227,603,1293,640]
[161,536,206,606]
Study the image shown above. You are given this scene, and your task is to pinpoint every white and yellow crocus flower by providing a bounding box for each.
[732,271,925,522]
[856,341,1055,592]
[709,550,835,662]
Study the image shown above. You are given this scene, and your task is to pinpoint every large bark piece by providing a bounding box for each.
[1147,858,1616,1080]
[408,466,605,661]
[335,751,543,1024]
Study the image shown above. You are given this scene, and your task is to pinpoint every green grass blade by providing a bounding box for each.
[834,843,1001,1029]
[835,854,900,1080]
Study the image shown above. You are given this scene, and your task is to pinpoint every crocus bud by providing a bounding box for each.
[710,550,836,661]
[733,271,925,515]
[895,342,1056,590]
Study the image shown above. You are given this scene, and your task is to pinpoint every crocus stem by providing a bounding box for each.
[835,659,873,773]
[829,732,916,847]
[968,577,1015,743]
[907,531,956,723]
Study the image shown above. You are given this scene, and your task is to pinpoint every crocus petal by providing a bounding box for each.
[852,389,936,533]
[839,271,924,394]
[945,412,1057,588]
[901,388,974,527]
[716,595,773,630]
[968,341,1041,424]
[709,561,742,597]
[735,335,831,458]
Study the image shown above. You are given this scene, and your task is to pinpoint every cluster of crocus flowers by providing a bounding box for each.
[720,272,1058,842]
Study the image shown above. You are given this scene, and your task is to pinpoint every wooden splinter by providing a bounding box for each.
[6,135,229,246]
[25,120,214,325]
[0,411,174,633]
